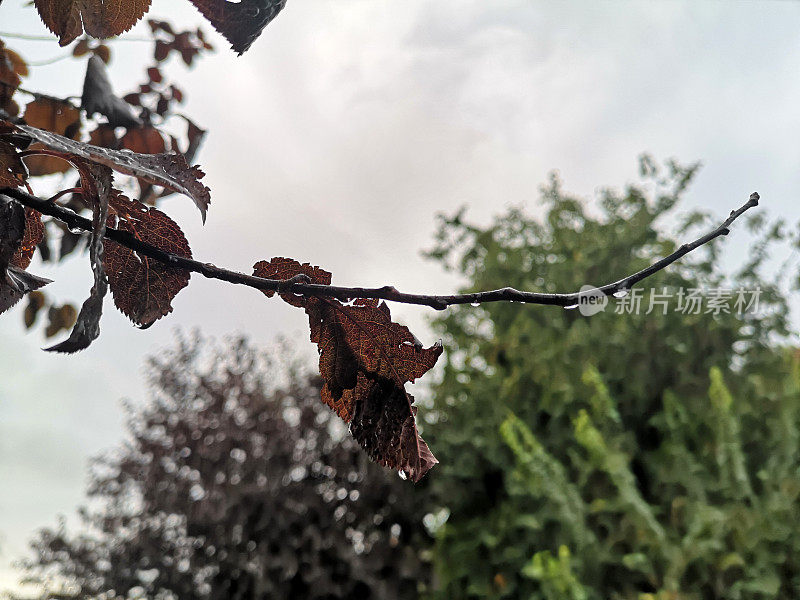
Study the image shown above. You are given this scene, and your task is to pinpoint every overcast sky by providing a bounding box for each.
[2,0,800,593]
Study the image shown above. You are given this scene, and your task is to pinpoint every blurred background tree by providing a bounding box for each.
[18,334,433,600]
[423,156,800,599]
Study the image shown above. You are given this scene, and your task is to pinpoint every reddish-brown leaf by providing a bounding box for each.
[0,46,21,91]
[104,192,191,327]
[122,93,142,107]
[148,19,174,36]
[147,66,162,84]
[154,40,170,62]
[0,141,27,186]
[188,0,288,54]
[4,48,28,79]
[0,196,51,316]
[44,161,112,353]
[22,98,82,176]
[33,0,153,46]
[0,41,26,116]
[252,257,443,481]
[348,374,439,483]
[45,302,78,338]
[253,256,331,307]
[23,290,46,328]
[93,44,111,64]
[88,123,118,148]
[11,209,44,270]
[72,38,91,57]
[120,127,166,154]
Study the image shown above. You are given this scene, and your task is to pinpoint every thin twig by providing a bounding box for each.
[0,187,760,310]
[25,53,73,67]
[0,31,151,42]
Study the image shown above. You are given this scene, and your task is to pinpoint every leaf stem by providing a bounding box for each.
[0,187,760,310]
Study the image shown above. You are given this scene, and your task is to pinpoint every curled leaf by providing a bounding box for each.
[82,54,142,128]
[189,0,288,54]
[2,119,211,221]
[253,257,443,481]
[45,162,111,353]
[0,194,51,315]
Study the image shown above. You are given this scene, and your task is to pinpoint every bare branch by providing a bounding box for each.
[0,187,759,310]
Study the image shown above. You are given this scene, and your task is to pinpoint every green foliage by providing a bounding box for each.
[424,157,799,599]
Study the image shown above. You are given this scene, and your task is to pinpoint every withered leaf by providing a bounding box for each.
[348,374,439,483]
[253,257,443,481]
[0,140,27,186]
[120,126,166,154]
[73,38,91,57]
[0,44,27,83]
[2,119,211,221]
[23,97,81,134]
[24,290,46,328]
[45,302,78,338]
[0,41,26,116]
[22,97,82,176]
[0,194,51,316]
[189,0,288,54]
[93,44,111,64]
[103,192,191,327]
[11,208,44,270]
[33,0,153,46]
[184,117,206,165]
[45,162,111,353]
[253,256,331,307]
[82,54,142,128]
[88,123,118,148]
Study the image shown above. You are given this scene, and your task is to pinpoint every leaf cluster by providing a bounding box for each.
[0,10,441,480]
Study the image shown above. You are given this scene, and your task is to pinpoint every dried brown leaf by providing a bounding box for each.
[0,41,25,117]
[0,195,51,316]
[120,126,166,155]
[253,256,331,307]
[45,161,111,353]
[88,123,118,148]
[23,290,46,328]
[252,257,442,481]
[0,140,27,186]
[103,192,191,327]
[22,97,82,175]
[45,302,78,337]
[189,0,287,54]
[11,209,44,270]
[33,0,153,46]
